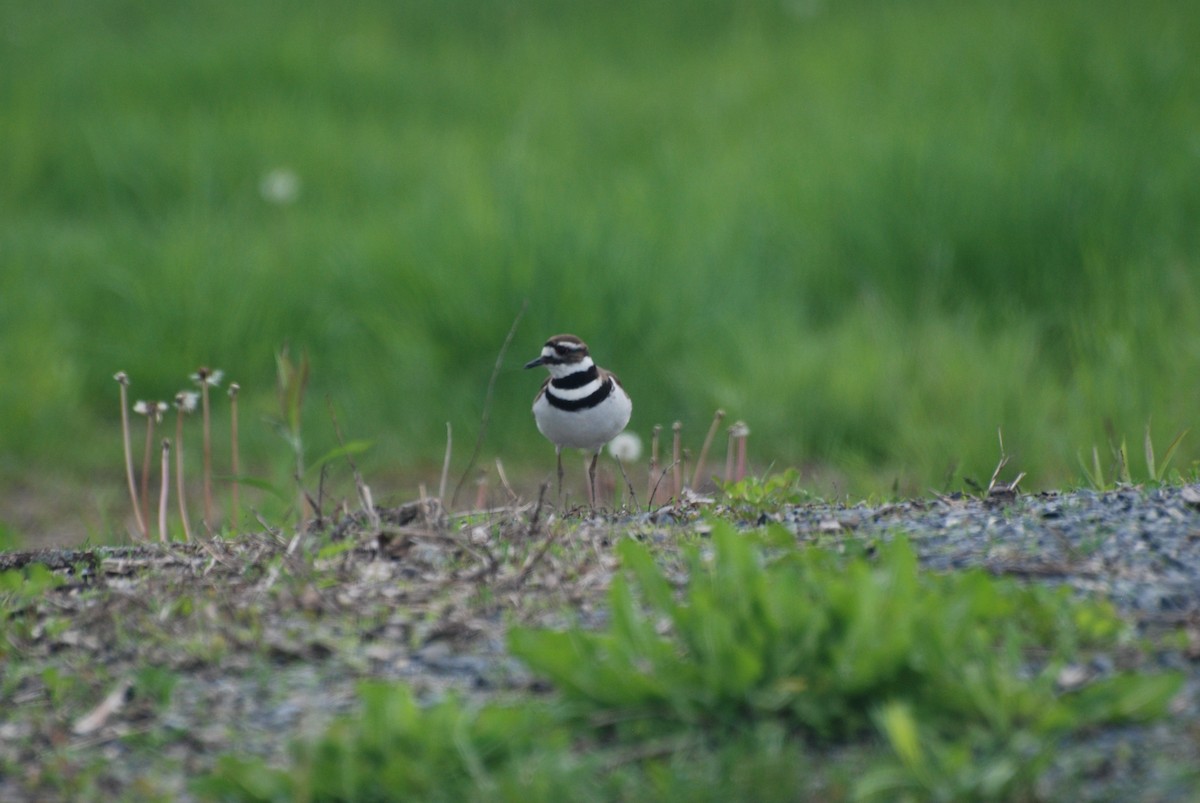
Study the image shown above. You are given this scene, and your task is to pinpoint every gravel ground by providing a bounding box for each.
[1,487,1199,800]
[778,486,1200,801]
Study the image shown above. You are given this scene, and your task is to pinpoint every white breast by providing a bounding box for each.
[533,381,632,451]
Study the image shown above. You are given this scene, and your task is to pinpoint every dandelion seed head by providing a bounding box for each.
[259,168,301,205]
[134,400,168,423]
[174,391,199,413]
[191,367,224,387]
[114,371,129,385]
[607,432,643,462]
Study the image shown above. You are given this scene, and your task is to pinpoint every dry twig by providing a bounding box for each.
[451,299,528,506]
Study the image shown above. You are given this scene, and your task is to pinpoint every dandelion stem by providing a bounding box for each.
[140,415,156,532]
[735,423,749,482]
[174,403,193,542]
[229,383,240,532]
[159,438,171,543]
[725,426,736,484]
[201,379,213,529]
[115,374,147,539]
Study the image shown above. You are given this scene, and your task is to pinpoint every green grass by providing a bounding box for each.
[2,0,1199,509]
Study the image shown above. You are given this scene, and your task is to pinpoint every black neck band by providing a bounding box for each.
[546,378,612,411]
[551,365,598,390]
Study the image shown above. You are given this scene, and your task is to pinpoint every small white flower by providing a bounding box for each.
[607,432,643,462]
[114,371,129,385]
[174,391,199,413]
[259,168,301,205]
[228,382,240,399]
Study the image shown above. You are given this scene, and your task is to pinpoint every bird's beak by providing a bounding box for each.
[524,356,545,369]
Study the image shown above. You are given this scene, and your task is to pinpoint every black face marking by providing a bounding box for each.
[551,342,585,360]
[551,365,599,390]
[546,377,612,411]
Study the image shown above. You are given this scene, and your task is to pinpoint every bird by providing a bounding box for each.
[525,334,633,504]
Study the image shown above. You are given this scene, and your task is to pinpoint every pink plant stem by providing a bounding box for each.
[140,417,156,533]
[229,384,240,531]
[201,381,214,529]
[175,410,193,542]
[117,378,147,539]
[158,439,171,543]
[736,432,748,482]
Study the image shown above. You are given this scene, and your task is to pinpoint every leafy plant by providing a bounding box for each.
[134,665,179,710]
[717,468,810,513]
[1145,422,1188,484]
[0,563,64,598]
[510,522,1182,794]
[195,682,566,803]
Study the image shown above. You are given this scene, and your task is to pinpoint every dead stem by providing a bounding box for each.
[690,409,725,489]
[439,422,452,504]
[614,456,638,510]
[327,397,379,532]
[649,459,680,509]
[494,458,518,503]
[528,481,549,539]
[503,485,558,589]
[648,424,662,507]
[671,421,683,498]
[451,299,527,506]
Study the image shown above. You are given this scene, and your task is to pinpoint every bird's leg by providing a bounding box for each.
[556,447,564,503]
[588,451,599,509]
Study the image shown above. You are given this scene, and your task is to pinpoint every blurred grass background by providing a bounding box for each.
[2,0,1199,540]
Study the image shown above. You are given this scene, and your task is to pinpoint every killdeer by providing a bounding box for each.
[525,334,633,503]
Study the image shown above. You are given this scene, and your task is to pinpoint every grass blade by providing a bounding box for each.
[1145,423,1158,482]
[1158,428,1190,482]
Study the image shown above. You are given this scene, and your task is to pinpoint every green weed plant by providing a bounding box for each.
[717,467,810,513]
[200,523,1181,801]
[195,683,566,803]
[510,525,1161,737]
